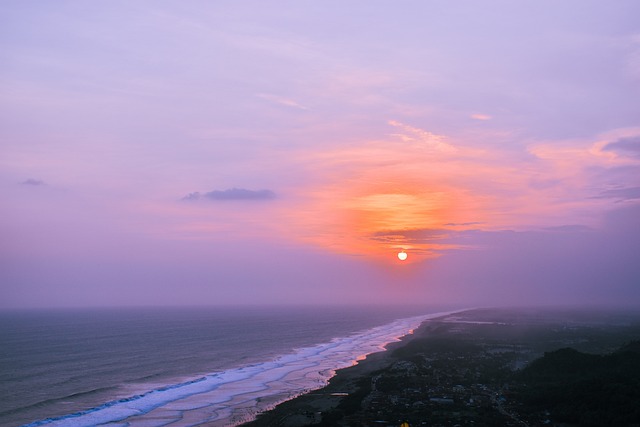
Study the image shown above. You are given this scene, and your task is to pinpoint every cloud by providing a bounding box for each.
[543,225,592,233]
[603,135,640,156]
[470,113,492,121]
[372,228,450,242]
[21,179,45,186]
[363,228,465,258]
[281,122,640,262]
[183,188,277,201]
[256,93,309,111]
[388,120,457,152]
[592,186,640,201]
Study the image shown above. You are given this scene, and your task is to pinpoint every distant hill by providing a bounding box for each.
[517,340,640,426]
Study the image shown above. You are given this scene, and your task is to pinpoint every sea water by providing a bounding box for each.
[0,305,454,427]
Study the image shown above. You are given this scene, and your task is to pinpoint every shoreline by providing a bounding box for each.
[11,311,453,427]
[238,307,640,427]
[218,310,465,426]
[236,310,460,427]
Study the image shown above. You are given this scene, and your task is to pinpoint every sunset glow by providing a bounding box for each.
[1,1,639,308]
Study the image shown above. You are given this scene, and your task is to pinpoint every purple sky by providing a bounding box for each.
[1,1,639,308]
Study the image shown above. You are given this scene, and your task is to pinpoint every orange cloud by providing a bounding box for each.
[470,113,492,121]
[275,124,493,262]
[273,124,640,263]
[161,122,639,266]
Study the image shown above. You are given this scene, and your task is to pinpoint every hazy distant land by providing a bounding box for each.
[241,307,640,427]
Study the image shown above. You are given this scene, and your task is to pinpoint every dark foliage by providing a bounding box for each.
[392,335,480,359]
[517,341,640,426]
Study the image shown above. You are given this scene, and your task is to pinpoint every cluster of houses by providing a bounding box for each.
[337,350,523,426]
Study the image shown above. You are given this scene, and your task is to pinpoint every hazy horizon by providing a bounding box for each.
[2,1,639,309]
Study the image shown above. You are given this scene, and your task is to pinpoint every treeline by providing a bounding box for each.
[516,340,640,426]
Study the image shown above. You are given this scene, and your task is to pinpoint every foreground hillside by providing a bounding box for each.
[517,341,640,426]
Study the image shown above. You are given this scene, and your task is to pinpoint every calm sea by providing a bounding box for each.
[0,305,453,427]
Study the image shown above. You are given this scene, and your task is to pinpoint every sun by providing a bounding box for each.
[397,250,408,261]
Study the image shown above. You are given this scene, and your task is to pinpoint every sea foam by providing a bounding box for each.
[22,311,452,427]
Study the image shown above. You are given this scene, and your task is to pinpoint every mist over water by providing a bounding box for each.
[0,305,451,427]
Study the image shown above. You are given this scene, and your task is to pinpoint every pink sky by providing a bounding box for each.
[1,1,639,308]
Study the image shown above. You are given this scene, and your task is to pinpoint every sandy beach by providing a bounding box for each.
[238,329,415,427]
[239,311,456,427]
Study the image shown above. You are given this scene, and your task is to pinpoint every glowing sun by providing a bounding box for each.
[397,251,408,261]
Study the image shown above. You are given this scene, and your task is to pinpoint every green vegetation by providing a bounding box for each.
[516,341,640,426]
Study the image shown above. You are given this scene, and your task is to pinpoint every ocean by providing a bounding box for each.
[0,305,453,427]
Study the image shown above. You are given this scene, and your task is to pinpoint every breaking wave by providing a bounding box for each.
[22,311,452,427]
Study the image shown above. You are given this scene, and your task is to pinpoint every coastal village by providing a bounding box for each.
[242,309,640,427]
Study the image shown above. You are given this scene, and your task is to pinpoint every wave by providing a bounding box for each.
[21,311,454,427]
[0,387,118,419]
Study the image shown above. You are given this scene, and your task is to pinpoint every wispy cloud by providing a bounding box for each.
[543,225,592,233]
[183,188,276,201]
[603,135,640,156]
[592,186,640,201]
[444,221,485,227]
[470,113,492,121]
[256,93,309,111]
[276,122,640,261]
[21,179,45,186]
[388,120,456,153]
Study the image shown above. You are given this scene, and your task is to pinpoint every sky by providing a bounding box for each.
[1,1,639,308]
